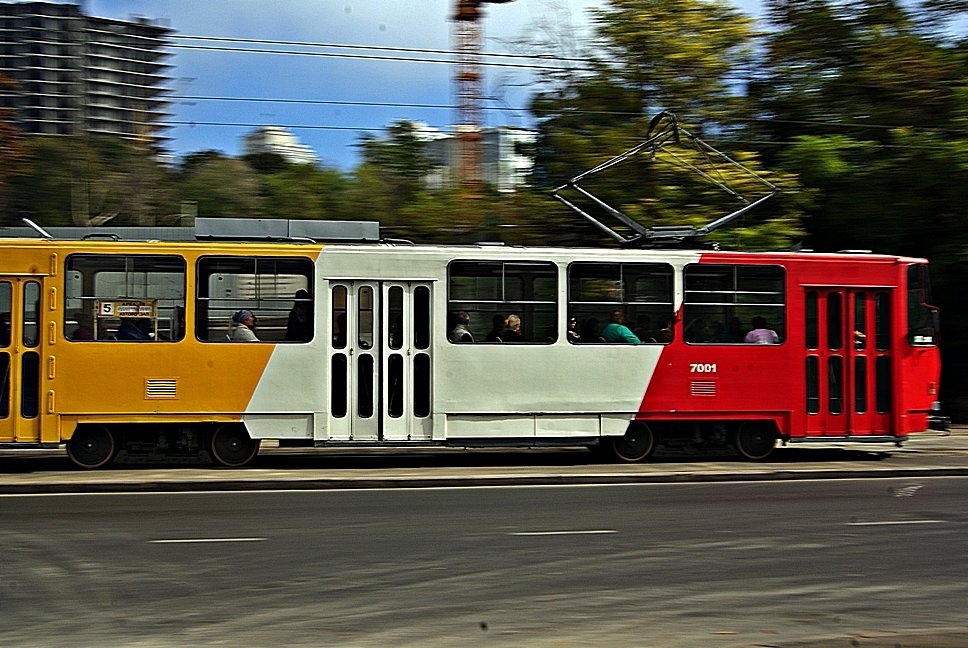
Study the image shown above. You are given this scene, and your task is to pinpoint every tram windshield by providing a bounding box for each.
[907,264,939,345]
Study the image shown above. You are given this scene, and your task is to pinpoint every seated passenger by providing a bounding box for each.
[744,316,779,344]
[70,313,93,341]
[229,310,259,342]
[601,310,640,344]
[579,317,604,343]
[567,315,580,344]
[486,314,507,342]
[284,289,313,342]
[116,318,153,341]
[502,313,523,342]
[448,310,474,343]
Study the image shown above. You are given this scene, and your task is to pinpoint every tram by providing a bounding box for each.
[0,217,943,468]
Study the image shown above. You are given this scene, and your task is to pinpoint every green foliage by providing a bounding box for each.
[177,153,264,218]
[3,136,176,227]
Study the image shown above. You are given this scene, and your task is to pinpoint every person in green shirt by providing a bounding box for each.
[601,310,640,344]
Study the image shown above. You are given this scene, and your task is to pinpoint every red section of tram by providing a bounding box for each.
[636,251,941,441]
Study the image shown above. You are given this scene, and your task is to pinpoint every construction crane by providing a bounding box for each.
[453,0,512,188]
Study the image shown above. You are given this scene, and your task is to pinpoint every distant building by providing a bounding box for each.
[425,126,536,192]
[0,1,172,148]
[243,125,319,166]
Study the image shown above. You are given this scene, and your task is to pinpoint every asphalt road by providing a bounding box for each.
[2,478,966,647]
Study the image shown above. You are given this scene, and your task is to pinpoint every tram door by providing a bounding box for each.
[0,277,43,444]
[805,288,893,436]
[328,281,433,442]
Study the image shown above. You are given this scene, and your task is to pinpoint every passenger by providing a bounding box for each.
[229,310,259,342]
[448,310,474,343]
[579,317,603,343]
[502,313,522,342]
[601,310,640,344]
[284,289,313,342]
[70,312,93,341]
[116,318,153,341]
[744,316,779,344]
[567,315,580,344]
[632,315,654,342]
[486,314,507,342]
[655,320,674,343]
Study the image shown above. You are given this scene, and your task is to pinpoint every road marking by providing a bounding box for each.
[149,537,267,544]
[509,530,617,536]
[846,520,945,526]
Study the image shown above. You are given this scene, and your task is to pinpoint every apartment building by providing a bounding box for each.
[0,2,171,147]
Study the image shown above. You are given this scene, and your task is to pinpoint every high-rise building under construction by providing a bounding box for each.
[0,1,171,148]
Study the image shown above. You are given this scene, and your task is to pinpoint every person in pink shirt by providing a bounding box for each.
[744,316,779,344]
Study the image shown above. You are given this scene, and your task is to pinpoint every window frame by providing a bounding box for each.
[195,255,315,344]
[682,263,786,345]
[567,261,675,345]
[447,259,558,345]
[63,253,187,343]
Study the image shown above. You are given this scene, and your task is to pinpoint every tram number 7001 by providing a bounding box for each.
[690,363,718,373]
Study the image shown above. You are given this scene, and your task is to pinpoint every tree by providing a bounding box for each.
[527,0,805,250]
[4,136,176,227]
[177,153,264,218]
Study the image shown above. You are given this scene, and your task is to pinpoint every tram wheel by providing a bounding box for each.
[66,425,117,469]
[209,424,260,467]
[734,422,776,461]
[609,424,655,463]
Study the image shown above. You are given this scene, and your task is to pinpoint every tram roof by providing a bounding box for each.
[0,218,926,264]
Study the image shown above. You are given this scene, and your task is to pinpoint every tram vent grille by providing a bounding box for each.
[145,379,178,399]
[690,380,717,397]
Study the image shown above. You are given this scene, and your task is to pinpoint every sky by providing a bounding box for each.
[22,0,763,168]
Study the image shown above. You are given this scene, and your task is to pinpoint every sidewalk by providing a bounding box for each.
[0,428,965,494]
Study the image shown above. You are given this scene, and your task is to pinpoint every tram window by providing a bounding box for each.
[387,354,404,418]
[414,353,431,417]
[1,280,11,348]
[388,286,404,351]
[65,255,186,342]
[805,291,818,350]
[907,265,938,346]
[827,293,843,351]
[876,356,892,413]
[569,262,673,344]
[683,265,785,344]
[875,292,890,351]
[414,286,431,350]
[0,282,8,420]
[855,356,868,414]
[332,285,347,349]
[196,256,313,343]
[805,356,820,414]
[854,293,867,350]
[448,261,557,344]
[357,286,374,349]
[22,281,40,348]
[828,355,844,415]
[331,354,347,418]
[0,352,8,419]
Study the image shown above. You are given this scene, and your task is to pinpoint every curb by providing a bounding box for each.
[3,465,968,494]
